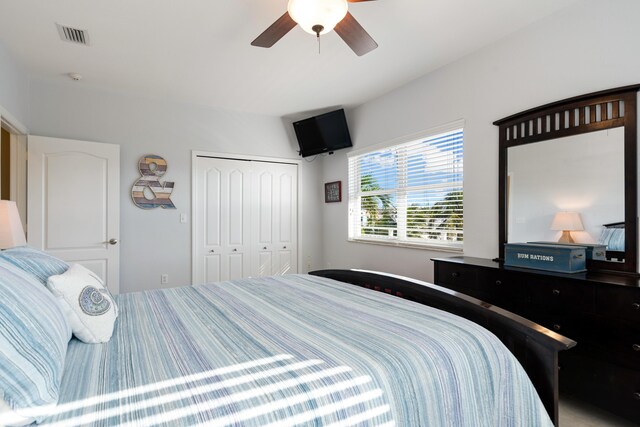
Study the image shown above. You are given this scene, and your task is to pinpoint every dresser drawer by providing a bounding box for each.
[487,270,528,310]
[526,277,595,314]
[602,338,640,370]
[527,312,586,340]
[596,286,640,322]
[560,353,640,425]
[589,319,640,369]
[435,262,479,290]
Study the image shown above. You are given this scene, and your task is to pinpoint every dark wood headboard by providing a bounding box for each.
[310,268,576,426]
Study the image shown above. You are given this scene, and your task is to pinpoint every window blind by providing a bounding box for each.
[348,128,463,250]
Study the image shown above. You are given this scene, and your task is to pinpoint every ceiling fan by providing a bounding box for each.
[251,0,378,56]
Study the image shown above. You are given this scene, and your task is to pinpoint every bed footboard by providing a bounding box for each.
[310,269,576,426]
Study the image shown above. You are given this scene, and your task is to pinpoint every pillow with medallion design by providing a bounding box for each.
[46,264,118,344]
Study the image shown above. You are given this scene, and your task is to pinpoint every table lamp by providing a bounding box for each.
[0,200,26,249]
[550,211,584,244]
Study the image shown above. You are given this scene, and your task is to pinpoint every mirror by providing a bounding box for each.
[507,128,625,262]
[495,85,639,274]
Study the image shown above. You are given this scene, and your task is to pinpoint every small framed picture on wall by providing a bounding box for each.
[324,181,342,203]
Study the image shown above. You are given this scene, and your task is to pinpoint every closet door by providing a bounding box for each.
[193,156,298,284]
[251,162,298,277]
[194,157,251,283]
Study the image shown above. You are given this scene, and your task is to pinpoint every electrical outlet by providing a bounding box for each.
[161,274,168,284]
[180,213,188,224]
[306,256,312,271]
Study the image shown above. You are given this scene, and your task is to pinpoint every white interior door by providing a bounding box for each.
[193,156,297,284]
[27,136,120,293]
[194,157,251,283]
[251,162,298,277]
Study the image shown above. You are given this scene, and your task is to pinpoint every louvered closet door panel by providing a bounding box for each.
[194,157,251,284]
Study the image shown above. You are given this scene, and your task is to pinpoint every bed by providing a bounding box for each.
[597,221,625,261]
[1,251,575,426]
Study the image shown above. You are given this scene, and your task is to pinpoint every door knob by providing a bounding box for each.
[108,238,118,245]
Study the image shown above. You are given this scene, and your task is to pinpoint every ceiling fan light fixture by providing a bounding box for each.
[287,0,348,36]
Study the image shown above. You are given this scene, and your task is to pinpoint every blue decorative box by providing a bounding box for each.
[527,241,607,261]
[504,243,587,273]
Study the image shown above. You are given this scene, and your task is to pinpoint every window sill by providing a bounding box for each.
[348,238,463,253]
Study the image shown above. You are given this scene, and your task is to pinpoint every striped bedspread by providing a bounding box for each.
[41,274,552,426]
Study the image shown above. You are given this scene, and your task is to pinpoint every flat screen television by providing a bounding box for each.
[293,109,353,157]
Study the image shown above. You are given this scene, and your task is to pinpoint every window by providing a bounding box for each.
[348,124,463,250]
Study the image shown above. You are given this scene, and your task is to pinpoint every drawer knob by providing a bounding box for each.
[495,280,502,285]
[634,392,640,401]
[632,302,640,310]
[451,272,459,278]
[553,324,561,331]
[552,289,560,296]
[633,344,640,352]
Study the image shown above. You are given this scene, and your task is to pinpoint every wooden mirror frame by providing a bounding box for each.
[494,85,640,274]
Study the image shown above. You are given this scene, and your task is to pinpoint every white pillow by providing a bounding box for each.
[46,264,118,343]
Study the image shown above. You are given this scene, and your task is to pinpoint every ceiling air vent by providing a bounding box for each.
[56,23,90,46]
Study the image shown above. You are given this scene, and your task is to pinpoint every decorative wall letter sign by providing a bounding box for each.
[131,155,176,209]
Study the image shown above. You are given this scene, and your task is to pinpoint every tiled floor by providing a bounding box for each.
[559,395,638,426]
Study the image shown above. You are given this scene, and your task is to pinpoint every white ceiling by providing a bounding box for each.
[0,0,577,117]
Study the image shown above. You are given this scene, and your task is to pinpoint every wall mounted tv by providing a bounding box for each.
[293,109,353,158]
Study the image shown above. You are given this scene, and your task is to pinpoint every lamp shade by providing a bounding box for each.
[0,201,26,249]
[550,211,584,231]
[287,0,348,35]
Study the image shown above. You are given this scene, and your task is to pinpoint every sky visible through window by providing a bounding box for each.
[358,130,463,206]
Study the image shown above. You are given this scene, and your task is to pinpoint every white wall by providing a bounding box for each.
[27,78,323,293]
[508,127,624,244]
[0,41,29,128]
[321,0,640,282]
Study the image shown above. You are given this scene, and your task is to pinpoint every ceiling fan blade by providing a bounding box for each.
[251,12,297,48]
[334,12,378,56]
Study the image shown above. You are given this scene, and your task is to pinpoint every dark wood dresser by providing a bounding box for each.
[433,256,640,424]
